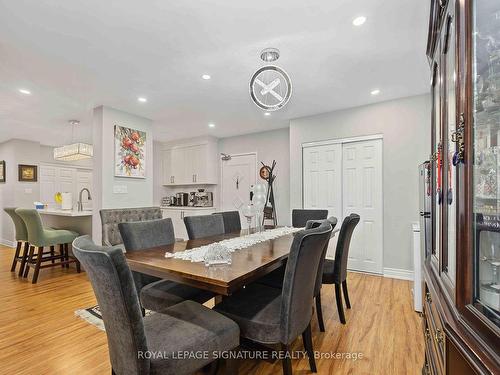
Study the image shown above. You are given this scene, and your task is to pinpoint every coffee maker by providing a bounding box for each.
[176,192,189,206]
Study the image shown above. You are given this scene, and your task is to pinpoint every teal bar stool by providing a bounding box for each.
[15,208,80,283]
[3,207,31,276]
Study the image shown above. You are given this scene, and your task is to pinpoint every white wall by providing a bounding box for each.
[218,128,291,226]
[0,139,41,245]
[290,94,431,273]
[0,139,95,245]
[92,106,153,243]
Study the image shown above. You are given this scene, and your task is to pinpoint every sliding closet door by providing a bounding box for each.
[303,143,342,258]
[343,139,383,274]
[303,143,342,216]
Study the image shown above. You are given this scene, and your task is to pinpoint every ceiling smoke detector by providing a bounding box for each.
[260,48,280,62]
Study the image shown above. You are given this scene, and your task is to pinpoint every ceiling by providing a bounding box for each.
[0,0,430,146]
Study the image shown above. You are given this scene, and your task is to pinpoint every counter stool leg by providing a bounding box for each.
[32,246,44,284]
[64,243,70,268]
[59,244,65,268]
[10,241,22,272]
[23,245,35,278]
[18,242,30,277]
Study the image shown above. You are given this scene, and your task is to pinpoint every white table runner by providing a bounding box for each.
[165,226,301,263]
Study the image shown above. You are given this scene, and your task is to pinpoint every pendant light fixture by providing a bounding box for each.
[53,120,93,161]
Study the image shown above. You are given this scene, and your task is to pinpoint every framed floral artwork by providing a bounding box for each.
[114,125,146,178]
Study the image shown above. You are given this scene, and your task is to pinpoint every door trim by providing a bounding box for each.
[219,152,258,211]
[301,136,384,274]
[301,134,384,208]
[302,133,384,149]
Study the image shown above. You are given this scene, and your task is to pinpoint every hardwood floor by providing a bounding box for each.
[0,245,424,374]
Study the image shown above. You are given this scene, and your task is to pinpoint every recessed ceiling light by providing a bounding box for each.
[264,112,271,116]
[371,89,380,95]
[19,88,31,95]
[202,74,211,80]
[352,16,366,26]
[137,97,147,103]
[208,123,215,128]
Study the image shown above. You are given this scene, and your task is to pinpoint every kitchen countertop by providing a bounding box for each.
[38,209,93,217]
[161,206,216,210]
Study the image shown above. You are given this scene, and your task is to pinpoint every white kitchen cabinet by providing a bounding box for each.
[40,165,92,210]
[76,170,93,210]
[40,166,58,206]
[161,149,172,185]
[162,140,217,186]
[161,207,217,240]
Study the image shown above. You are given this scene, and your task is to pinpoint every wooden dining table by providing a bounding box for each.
[125,230,295,296]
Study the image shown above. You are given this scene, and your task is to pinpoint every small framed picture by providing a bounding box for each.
[0,160,5,183]
[18,164,37,182]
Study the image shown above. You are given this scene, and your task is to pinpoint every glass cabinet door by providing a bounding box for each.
[472,0,500,328]
[444,11,457,286]
[431,56,442,270]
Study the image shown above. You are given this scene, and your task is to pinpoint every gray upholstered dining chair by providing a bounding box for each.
[118,218,214,313]
[99,207,163,247]
[321,214,360,324]
[257,217,338,332]
[214,221,333,375]
[72,235,240,375]
[184,214,225,239]
[291,209,329,228]
[213,211,241,234]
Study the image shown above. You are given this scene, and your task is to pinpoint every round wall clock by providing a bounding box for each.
[249,65,292,111]
[259,165,270,180]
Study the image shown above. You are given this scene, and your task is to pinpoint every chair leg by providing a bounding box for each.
[315,292,325,332]
[64,243,70,268]
[204,359,219,375]
[280,343,292,375]
[334,283,346,324]
[342,280,351,309]
[75,258,81,273]
[18,242,30,277]
[302,322,317,373]
[23,245,35,278]
[224,357,238,375]
[10,241,22,272]
[50,245,55,264]
[59,244,65,268]
[32,246,44,284]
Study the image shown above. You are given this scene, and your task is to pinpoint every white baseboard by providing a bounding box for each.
[383,267,414,281]
[0,239,16,248]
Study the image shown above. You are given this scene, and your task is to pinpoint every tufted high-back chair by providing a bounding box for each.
[99,207,162,247]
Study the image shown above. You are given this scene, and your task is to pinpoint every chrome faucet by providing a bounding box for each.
[77,188,92,211]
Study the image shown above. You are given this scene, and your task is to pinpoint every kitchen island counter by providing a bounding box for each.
[39,209,93,217]
[39,209,92,236]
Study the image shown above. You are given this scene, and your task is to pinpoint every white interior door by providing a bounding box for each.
[221,153,257,228]
[342,139,383,274]
[303,144,342,258]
